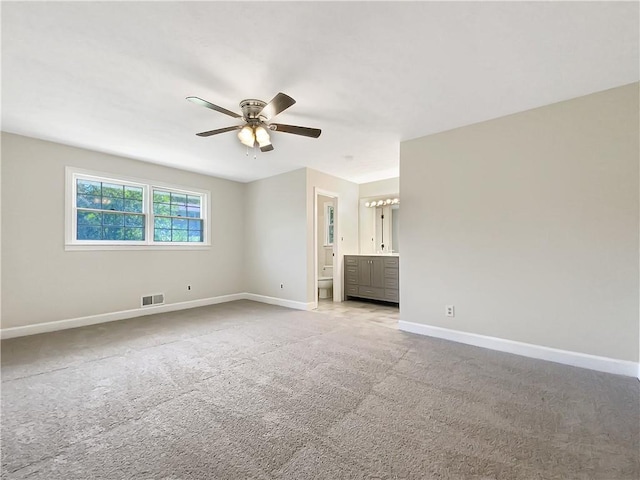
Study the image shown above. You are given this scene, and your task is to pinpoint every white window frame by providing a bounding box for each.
[324,202,334,246]
[65,167,211,251]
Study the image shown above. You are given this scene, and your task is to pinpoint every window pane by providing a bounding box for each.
[172,218,188,230]
[77,179,101,195]
[153,190,170,204]
[188,219,202,231]
[186,206,201,218]
[77,226,102,240]
[187,195,201,206]
[154,203,171,216]
[103,227,124,240]
[188,232,203,242]
[77,210,102,226]
[124,186,143,200]
[124,227,144,241]
[171,205,187,217]
[103,213,124,226]
[124,199,143,213]
[154,217,171,229]
[102,183,124,198]
[171,193,187,205]
[77,194,101,209]
[329,225,334,243]
[125,214,144,227]
[154,229,172,242]
[172,230,188,242]
[101,198,124,211]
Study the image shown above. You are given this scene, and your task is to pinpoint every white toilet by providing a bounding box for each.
[318,265,333,299]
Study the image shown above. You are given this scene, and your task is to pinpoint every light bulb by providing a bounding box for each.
[385,198,392,204]
[238,126,255,148]
[392,198,399,204]
[254,125,271,148]
[377,200,384,206]
[365,202,370,207]
[256,126,271,143]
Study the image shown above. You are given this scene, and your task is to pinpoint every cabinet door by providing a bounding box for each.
[358,258,372,286]
[370,257,385,288]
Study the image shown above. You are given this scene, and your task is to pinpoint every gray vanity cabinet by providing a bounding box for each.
[358,257,385,288]
[345,255,399,304]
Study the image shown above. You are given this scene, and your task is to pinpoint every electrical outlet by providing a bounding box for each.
[446,305,455,317]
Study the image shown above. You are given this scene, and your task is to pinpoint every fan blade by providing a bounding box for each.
[186,96,242,119]
[196,125,242,137]
[259,93,296,120]
[270,123,321,138]
[260,144,274,152]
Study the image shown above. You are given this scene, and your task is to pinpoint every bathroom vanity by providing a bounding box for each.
[344,255,399,304]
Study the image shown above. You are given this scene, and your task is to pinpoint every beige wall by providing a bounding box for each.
[400,83,639,362]
[1,133,245,329]
[244,168,308,303]
[306,169,359,303]
[359,177,399,199]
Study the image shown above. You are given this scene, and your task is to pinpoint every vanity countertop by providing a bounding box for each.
[348,253,399,257]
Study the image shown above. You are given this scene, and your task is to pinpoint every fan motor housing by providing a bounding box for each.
[240,99,267,122]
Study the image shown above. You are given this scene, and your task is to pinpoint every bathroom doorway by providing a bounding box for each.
[314,188,339,307]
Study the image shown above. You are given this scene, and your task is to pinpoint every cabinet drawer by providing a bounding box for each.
[384,267,398,279]
[384,257,399,267]
[345,285,359,296]
[346,274,359,285]
[345,266,358,275]
[384,289,399,302]
[345,257,358,266]
[384,277,398,289]
[358,286,384,299]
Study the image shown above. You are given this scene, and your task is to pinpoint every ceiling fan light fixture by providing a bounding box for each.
[188,92,321,153]
[238,126,255,147]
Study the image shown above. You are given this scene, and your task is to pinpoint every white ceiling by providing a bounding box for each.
[2,2,638,184]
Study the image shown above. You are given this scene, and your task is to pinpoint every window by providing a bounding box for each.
[75,178,146,242]
[66,168,209,250]
[152,189,203,243]
[324,203,334,246]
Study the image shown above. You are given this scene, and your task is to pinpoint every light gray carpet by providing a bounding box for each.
[1,300,638,479]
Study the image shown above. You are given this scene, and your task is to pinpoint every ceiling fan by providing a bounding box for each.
[186,92,321,152]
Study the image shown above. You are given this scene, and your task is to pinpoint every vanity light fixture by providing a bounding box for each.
[364,197,400,208]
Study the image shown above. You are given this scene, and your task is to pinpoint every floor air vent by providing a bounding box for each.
[142,294,165,307]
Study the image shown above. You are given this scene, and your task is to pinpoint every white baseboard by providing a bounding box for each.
[243,293,315,311]
[0,292,314,340]
[0,294,246,340]
[398,320,639,378]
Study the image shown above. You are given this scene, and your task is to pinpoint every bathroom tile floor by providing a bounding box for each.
[314,298,399,329]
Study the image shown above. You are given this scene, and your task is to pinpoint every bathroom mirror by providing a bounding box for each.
[359,195,400,254]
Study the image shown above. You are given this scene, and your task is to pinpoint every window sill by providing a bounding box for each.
[65,244,212,252]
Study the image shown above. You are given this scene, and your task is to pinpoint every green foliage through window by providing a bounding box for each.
[152,189,203,243]
[76,178,145,241]
[72,174,207,245]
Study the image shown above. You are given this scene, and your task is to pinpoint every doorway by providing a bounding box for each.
[314,188,339,307]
